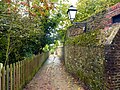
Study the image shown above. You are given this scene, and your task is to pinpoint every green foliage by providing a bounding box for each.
[0,5,44,64]
[55,2,71,43]
[76,0,120,22]
[66,30,101,47]
[50,49,55,54]
[43,44,49,52]
[0,0,66,65]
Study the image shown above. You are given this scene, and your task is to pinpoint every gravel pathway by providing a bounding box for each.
[23,55,84,90]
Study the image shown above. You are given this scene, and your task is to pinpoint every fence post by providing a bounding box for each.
[24,60,27,84]
[20,61,22,89]
[30,60,31,80]
[13,63,15,90]
[16,62,18,90]
[1,67,5,90]
[27,60,30,81]
[6,65,9,90]
[10,64,13,90]
[0,63,3,90]
[31,58,34,77]
[23,60,25,85]
[18,61,20,90]
[0,68,2,90]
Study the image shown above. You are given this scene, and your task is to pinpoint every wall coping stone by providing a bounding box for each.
[106,24,120,45]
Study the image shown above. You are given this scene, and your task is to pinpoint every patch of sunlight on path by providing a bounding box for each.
[23,54,84,90]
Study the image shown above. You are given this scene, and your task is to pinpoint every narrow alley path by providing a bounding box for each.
[23,54,84,90]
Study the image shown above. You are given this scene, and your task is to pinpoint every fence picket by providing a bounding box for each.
[1,67,5,90]
[6,65,9,90]
[23,60,25,86]
[13,63,15,90]
[20,61,22,89]
[18,62,20,90]
[0,70,1,90]
[10,64,12,90]
[0,63,3,90]
[16,62,18,90]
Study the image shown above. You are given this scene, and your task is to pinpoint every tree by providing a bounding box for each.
[0,0,70,65]
[0,1,45,65]
[76,0,120,22]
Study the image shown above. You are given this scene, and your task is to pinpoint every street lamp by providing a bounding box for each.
[67,5,87,32]
[67,5,77,22]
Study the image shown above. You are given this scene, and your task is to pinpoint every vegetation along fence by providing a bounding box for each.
[0,52,49,90]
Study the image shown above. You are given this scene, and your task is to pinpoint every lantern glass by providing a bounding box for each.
[67,5,77,21]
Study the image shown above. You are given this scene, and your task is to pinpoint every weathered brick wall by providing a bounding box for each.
[65,45,105,89]
[105,29,120,89]
[86,11,106,31]
[87,3,120,31]
[105,3,120,27]
[67,23,85,37]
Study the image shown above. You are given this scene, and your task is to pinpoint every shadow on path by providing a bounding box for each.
[23,54,84,90]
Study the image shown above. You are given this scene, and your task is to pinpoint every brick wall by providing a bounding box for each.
[87,3,120,31]
[67,23,85,37]
[105,3,120,26]
[105,29,120,89]
[64,45,105,89]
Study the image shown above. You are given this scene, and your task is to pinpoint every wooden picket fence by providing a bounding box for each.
[0,52,49,90]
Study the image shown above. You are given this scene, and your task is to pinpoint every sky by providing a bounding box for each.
[68,0,78,6]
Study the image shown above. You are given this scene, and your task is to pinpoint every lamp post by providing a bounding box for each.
[67,5,77,23]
